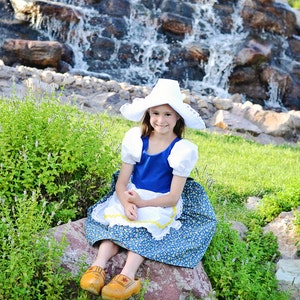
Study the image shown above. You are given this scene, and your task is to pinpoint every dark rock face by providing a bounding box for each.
[1,0,300,110]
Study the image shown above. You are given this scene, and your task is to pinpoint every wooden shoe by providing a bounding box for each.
[101,274,141,300]
[80,266,106,295]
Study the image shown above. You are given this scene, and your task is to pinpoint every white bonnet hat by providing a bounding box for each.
[120,79,205,129]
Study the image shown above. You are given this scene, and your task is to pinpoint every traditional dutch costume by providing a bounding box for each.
[81,79,217,299]
[85,125,216,268]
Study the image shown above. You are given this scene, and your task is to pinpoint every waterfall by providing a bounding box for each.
[29,0,248,97]
[265,78,286,111]
[264,36,296,111]
[29,3,97,70]
[121,3,170,85]
[182,0,248,97]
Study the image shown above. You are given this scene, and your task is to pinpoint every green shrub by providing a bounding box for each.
[288,0,300,8]
[0,96,120,224]
[203,221,289,300]
[255,182,300,224]
[0,190,72,299]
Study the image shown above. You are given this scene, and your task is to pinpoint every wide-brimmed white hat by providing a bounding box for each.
[120,79,205,129]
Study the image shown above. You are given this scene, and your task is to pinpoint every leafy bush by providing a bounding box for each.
[0,190,72,299]
[255,182,300,224]
[288,0,300,8]
[0,96,120,224]
[203,221,289,300]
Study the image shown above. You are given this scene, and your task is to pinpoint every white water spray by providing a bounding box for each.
[29,3,100,70]
[265,79,286,111]
[183,0,248,98]
[121,3,170,85]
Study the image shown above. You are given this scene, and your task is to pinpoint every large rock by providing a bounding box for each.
[276,259,300,299]
[264,209,300,259]
[52,218,214,299]
[1,39,64,70]
[211,109,263,136]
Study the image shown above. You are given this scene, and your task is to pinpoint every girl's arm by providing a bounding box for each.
[126,175,187,208]
[115,162,138,220]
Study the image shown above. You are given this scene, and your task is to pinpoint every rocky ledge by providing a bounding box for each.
[0,60,299,146]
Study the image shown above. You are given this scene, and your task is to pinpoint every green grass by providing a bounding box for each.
[0,93,299,299]
[190,131,298,195]
[289,0,300,9]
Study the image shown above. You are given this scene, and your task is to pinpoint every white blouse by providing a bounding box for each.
[121,127,198,177]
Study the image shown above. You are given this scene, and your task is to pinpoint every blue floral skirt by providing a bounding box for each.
[85,171,217,268]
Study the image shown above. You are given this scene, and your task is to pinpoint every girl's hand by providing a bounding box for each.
[124,202,138,220]
[124,190,144,207]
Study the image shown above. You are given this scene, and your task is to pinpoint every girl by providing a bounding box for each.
[80,79,217,300]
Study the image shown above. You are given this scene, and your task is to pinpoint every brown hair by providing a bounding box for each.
[140,110,185,138]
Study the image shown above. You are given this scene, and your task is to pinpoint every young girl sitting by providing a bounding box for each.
[80,78,217,300]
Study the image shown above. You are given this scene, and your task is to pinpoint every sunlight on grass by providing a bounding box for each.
[189,131,299,196]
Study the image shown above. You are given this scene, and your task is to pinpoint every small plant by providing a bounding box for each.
[138,277,150,300]
[0,190,73,299]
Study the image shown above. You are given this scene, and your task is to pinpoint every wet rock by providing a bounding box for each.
[159,12,193,36]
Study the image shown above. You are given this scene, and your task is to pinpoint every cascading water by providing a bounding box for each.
[27,0,288,109]
[265,78,286,111]
[121,2,171,85]
[181,0,248,98]
[29,4,95,70]
[28,0,250,93]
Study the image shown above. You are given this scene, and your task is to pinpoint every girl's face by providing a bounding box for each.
[148,104,179,134]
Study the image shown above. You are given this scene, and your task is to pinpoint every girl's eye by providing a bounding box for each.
[150,111,173,116]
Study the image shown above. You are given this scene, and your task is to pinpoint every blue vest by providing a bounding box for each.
[131,136,181,193]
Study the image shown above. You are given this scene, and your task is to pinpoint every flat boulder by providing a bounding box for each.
[52,218,214,299]
[2,39,62,69]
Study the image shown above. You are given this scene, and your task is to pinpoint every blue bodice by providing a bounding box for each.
[131,136,181,193]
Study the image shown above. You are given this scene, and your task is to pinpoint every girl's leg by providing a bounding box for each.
[101,251,144,299]
[80,240,119,295]
[121,250,144,279]
[92,240,120,268]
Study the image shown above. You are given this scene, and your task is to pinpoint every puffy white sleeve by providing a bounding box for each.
[121,127,143,164]
[168,139,198,177]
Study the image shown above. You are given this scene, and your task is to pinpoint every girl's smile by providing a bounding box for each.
[148,104,178,134]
